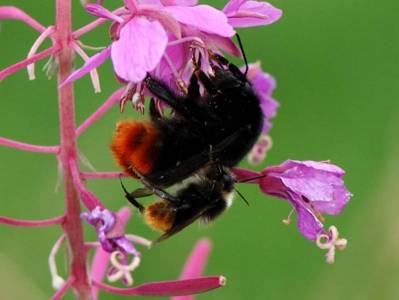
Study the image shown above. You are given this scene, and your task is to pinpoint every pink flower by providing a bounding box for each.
[223,0,283,28]
[81,206,140,256]
[63,1,235,87]
[234,160,352,241]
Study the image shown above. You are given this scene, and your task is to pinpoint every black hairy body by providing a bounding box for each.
[112,54,264,190]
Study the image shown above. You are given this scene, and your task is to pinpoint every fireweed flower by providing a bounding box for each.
[234,160,352,263]
[63,0,282,110]
[81,206,140,256]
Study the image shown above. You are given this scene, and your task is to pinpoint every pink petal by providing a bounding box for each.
[180,239,212,279]
[91,247,111,300]
[165,5,235,37]
[138,6,182,38]
[224,1,283,28]
[61,47,111,87]
[162,0,198,5]
[0,6,46,33]
[111,18,168,82]
[93,277,225,296]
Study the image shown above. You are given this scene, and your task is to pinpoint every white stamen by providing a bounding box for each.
[163,52,179,81]
[48,235,66,290]
[282,208,295,225]
[71,41,101,93]
[107,251,141,286]
[125,234,152,248]
[316,226,347,264]
[27,26,54,80]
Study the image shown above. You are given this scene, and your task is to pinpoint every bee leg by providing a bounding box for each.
[209,51,246,82]
[194,68,217,95]
[119,177,145,213]
[149,98,163,121]
[131,167,180,205]
[145,75,194,118]
[187,72,200,99]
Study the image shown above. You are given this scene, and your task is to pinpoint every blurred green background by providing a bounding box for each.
[1,0,399,299]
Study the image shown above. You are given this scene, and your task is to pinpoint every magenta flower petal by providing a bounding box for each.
[246,62,278,133]
[91,247,111,300]
[62,47,111,87]
[258,160,352,240]
[165,5,235,37]
[82,207,139,255]
[271,160,351,215]
[111,17,168,82]
[93,276,225,296]
[223,0,282,28]
[291,193,324,240]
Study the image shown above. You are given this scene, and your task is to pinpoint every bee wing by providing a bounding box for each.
[131,187,153,198]
[155,206,211,243]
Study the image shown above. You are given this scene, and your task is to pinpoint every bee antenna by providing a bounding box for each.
[238,174,268,184]
[234,187,250,206]
[235,34,249,78]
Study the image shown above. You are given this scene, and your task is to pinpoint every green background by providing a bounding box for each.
[1,0,399,299]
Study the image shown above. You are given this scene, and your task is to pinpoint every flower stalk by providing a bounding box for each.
[55,0,90,298]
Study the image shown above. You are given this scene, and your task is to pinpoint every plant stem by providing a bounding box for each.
[55,0,90,298]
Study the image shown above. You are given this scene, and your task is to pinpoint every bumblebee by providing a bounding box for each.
[121,165,237,242]
[111,49,263,191]
[112,39,264,239]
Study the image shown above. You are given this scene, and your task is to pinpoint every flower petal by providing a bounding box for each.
[61,47,111,87]
[291,193,324,240]
[93,277,226,296]
[111,17,168,82]
[165,5,235,37]
[246,63,278,133]
[223,0,282,28]
[276,160,351,215]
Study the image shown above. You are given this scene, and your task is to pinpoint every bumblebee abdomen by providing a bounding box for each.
[144,201,175,232]
[111,121,159,177]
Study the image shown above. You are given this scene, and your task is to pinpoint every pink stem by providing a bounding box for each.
[0,137,59,153]
[93,276,226,296]
[81,171,126,180]
[76,88,124,137]
[0,6,46,33]
[50,276,75,300]
[73,7,126,38]
[0,215,65,227]
[70,158,105,210]
[0,45,59,81]
[55,0,91,298]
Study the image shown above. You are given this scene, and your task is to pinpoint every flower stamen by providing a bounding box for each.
[48,235,66,290]
[108,251,141,286]
[316,226,348,264]
[282,208,294,225]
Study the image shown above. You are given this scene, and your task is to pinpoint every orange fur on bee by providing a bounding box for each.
[144,201,175,232]
[111,121,159,177]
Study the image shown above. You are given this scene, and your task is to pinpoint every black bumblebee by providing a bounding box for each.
[112,39,264,240]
